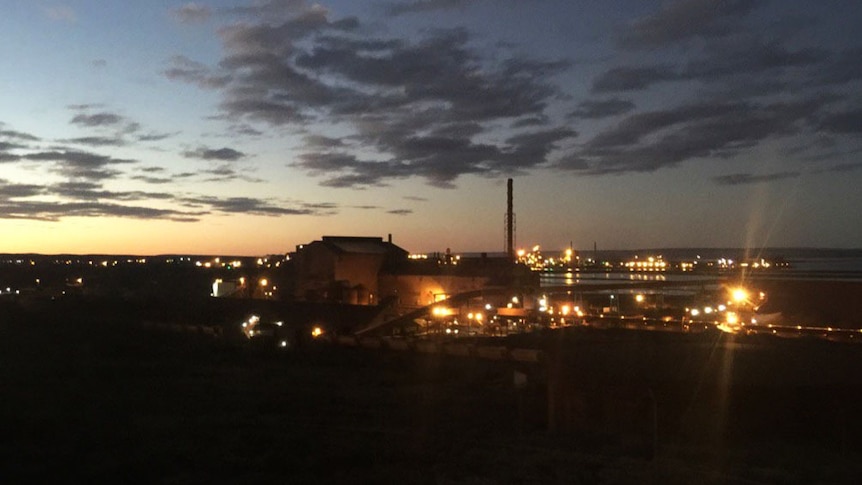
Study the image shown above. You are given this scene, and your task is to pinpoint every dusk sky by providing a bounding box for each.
[2,0,861,256]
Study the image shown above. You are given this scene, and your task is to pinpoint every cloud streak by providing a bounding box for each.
[183,146,247,161]
[619,0,763,49]
[712,171,801,185]
[386,0,479,17]
[171,3,212,24]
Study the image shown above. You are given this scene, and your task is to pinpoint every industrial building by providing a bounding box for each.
[292,235,408,305]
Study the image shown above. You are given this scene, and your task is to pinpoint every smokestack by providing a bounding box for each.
[507,178,514,259]
[387,233,392,244]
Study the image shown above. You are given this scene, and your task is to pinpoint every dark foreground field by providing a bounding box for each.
[0,318,611,484]
[2,315,861,484]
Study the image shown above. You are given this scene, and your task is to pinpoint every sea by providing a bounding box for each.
[523,248,862,286]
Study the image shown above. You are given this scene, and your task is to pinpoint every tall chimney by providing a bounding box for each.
[506,178,514,259]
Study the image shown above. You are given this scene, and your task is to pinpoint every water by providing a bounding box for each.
[785,257,862,273]
[538,250,862,288]
[540,271,713,286]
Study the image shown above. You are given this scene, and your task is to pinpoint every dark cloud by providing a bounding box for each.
[571,1,862,178]
[593,39,828,94]
[587,103,746,149]
[592,65,679,93]
[219,3,357,58]
[162,55,232,89]
[303,201,338,210]
[0,117,334,222]
[553,154,590,171]
[225,0,312,19]
[0,200,201,222]
[171,3,212,24]
[428,122,484,139]
[0,124,31,160]
[198,165,263,183]
[23,149,136,180]
[0,169,327,221]
[131,168,198,184]
[319,173,392,189]
[501,128,577,171]
[386,0,478,17]
[0,180,45,199]
[511,116,549,128]
[62,136,127,147]
[294,152,402,188]
[0,153,21,162]
[67,103,102,111]
[303,134,345,149]
[712,171,801,185]
[131,166,189,185]
[51,181,174,202]
[0,178,202,222]
[814,161,862,174]
[165,6,569,188]
[566,98,831,174]
[816,47,862,85]
[0,141,26,152]
[569,98,635,119]
[164,1,855,187]
[387,208,413,215]
[619,0,763,49]
[136,131,176,142]
[683,40,826,80]
[181,195,332,216]
[0,124,41,142]
[403,195,427,202]
[227,123,265,137]
[183,146,246,161]
[66,106,146,142]
[820,108,862,134]
[131,175,174,184]
[201,165,242,182]
[203,165,237,177]
[70,112,125,127]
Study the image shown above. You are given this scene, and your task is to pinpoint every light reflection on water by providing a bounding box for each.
[541,272,715,287]
[541,256,862,287]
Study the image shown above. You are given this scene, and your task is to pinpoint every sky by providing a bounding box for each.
[1,0,861,256]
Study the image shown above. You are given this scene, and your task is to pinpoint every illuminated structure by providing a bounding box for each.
[293,235,408,305]
[379,269,494,309]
